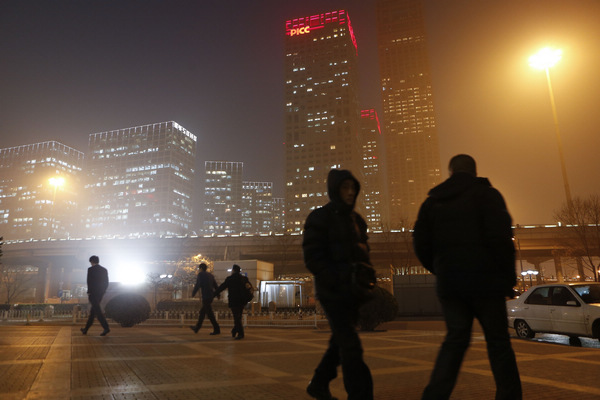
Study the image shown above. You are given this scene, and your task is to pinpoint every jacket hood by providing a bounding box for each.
[327,169,360,208]
[428,172,491,200]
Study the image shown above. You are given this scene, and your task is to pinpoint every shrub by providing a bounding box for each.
[105,294,151,327]
[357,286,398,331]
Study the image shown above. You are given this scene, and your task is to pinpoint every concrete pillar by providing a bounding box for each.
[553,251,565,283]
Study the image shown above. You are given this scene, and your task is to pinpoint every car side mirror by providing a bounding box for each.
[566,300,578,306]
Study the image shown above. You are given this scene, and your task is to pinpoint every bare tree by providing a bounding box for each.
[1,237,38,305]
[146,272,171,308]
[554,194,600,281]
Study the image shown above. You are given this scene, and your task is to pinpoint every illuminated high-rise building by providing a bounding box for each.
[241,181,273,235]
[359,109,385,232]
[284,10,362,232]
[203,161,243,235]
[0,141,84,240]
[376,0,441,226]
[86,121,196,238]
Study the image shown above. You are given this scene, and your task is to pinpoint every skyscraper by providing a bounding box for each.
[376,0,441,226]
[86,121,196,238]
[0,141,84,240]
[284,10,362,232]
[359,109,385,232]
[203,161,243,235]
[241,181,273,235]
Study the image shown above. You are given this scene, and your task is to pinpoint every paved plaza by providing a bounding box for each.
[1,320,600,399]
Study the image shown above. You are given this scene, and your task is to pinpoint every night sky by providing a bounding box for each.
[1,0,599,226]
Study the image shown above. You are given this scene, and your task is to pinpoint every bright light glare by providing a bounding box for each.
[114,264,146,285]
[48,176,65,187]
[529,47,562,70]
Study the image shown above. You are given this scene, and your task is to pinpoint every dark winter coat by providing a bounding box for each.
[192,270,219,301]
[413,172,517,298]
[87,264,109,297]
[214,272,252,307]
[302,169,371,302]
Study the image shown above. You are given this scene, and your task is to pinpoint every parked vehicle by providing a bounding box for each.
[507,283,600,341]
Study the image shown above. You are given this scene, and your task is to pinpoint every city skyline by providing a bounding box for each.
[1,0,599,225]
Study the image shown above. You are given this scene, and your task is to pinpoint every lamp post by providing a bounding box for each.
[48,176,65,238]
[529,47,573,208]
[521,270,539,289]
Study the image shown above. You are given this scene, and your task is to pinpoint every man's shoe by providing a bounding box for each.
[209,331,220,335]
[234,335,244,340]
[190,325,199,334]
[306,380,337,400]
[100,328,110,336]
[231,328,237,338]
[80,328,87,335]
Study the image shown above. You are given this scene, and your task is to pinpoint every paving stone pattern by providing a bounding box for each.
[0,321,599,399]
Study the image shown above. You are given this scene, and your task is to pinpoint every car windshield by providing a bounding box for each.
[571,285,600,304]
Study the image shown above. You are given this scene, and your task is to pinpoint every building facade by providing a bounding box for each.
[241,181,273,235]
[359,109,385,232]
[376,0,441,226]
[283,9,362,232]
[203,161,243,235]
[0,141,84,240]
[86,121,196,238]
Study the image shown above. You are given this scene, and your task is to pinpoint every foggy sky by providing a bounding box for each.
[1,0,599,226]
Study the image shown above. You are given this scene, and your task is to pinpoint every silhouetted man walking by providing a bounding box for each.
[190,263,220,335]
[413,154,521,399]
[81,255,110,336]
[303,169,374,400]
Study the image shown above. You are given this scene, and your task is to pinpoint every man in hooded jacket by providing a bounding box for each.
[302,169,373,400]
[413,154,521,400]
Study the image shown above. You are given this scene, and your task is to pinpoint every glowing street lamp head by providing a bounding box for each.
[48,176,65,188]
[529,47,562,70]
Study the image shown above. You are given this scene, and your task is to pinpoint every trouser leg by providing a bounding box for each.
[475,297,522,400]
[422,296,473,400]
[321,300,373,400]
[195,306,206,329]
[89,295,109,330]
[231,306,244,337]
[205,303,220,332]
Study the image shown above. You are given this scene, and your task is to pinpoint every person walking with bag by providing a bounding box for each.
[190,263,220,335]
[214,264,253,340]
[413,154,522,399]
[302,169,374,400]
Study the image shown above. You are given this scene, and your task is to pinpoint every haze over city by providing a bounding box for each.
[1,0,599,226]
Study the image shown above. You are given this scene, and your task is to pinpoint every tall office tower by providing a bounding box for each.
[271,197,285,234]
[359,109,385,232]
[86,121,196,238]
[241,181,273,235]
[376,0,441,226]
[284,10,362,232]
[203,161,243,235]
[0,141,84,240]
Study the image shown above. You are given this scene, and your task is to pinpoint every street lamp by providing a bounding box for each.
[529,47,573,207]
[521,269,539,289]
[48,176,65,238]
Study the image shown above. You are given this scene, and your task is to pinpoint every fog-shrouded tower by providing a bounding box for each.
[376,0,441,227]
[86,121,196,238]
[284,10,362,233]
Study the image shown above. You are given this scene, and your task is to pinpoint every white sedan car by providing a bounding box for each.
[507,283,600,341]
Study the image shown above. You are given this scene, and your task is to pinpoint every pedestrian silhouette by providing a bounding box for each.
[81,255,110,336]
[302,169,374,400]
[190,263,220,335]
[413,154,522,399]
[214,264,252,340]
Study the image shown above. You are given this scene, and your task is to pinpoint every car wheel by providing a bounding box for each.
[514,320,535,338]
[593,320,600,342]
[568,336,582,347]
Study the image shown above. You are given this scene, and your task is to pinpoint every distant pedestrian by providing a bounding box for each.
[302,169,374,400]
[214,264,253,340]
[413,154,522,399]
[190,263,220,335]
[81,255,110,336]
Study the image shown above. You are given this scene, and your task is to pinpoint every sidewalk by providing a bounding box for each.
[1,320,599,399]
